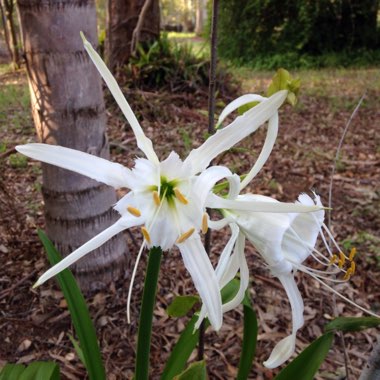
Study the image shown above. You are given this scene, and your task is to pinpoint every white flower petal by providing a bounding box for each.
[184,90,287,174]
[215,223,240,280]
[264,274,304,368]
[240,112,278,190]
[35,217,139,287]
[178,234,222,330]
[81,33,158,164]
[195,223,240,329]
[16,143,134,189]
[263,334,296,369]
[207,193,323,213]
[216,94,266,128]
[193,166,234,205]
[222,232,249,313]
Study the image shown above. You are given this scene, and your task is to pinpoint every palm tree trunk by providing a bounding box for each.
[17,0,128,291]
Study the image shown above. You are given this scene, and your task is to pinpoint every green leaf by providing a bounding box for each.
[68,334,86,367]
[237,101,260,116]
[267,68,300,106]
[237,294,257,380]
[19,362,60,380]
[325,316,380,333]
[0,362,60,380]
[274,333,334,380]
[135,247,163,380]
[161,315,208,380]
[167,295,200,317]
[38,230,105,380]
[0,364,26,379]
[173,361,207,380]
[162,278,244,380]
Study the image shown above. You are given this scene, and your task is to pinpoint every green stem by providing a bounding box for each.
[135,246,163,380]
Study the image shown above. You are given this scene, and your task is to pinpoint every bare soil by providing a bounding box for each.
[0,66,379,379]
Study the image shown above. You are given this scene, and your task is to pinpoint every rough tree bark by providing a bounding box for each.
[0,0,20,68]
[17,0,128,291]
[106,0,160,71]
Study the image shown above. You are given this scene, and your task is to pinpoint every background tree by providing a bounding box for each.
[106,0,160,70]
[0,0,20,68]
[217,0,380,64]
[17,0,127,291]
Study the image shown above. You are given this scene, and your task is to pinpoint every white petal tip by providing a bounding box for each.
[263,334,296,369]
[32,280,41,289]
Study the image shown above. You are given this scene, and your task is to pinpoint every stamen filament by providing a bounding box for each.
[141,226,151,244]
[329,254,338,265]
[174,188,188,205]
[202,213,208,234]
[127,206,141,217]
[176,228,195,244]
[152,191,160,206]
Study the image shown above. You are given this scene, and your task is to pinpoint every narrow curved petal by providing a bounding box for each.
[184,90,287,174]
[216,94,266,128]
[193,166,235,205]
[16,143,134,189]
[240,112,279,190]
[81,33,159,164]
[206,194,324,213]
[35,216,139,287]
[215,223,240,280]
[222,232,249,313]
[264,274,304,368]
[177,234,222,330]
[194,223,240,329]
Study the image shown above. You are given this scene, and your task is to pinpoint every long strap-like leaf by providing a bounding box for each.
[38,230,105,380]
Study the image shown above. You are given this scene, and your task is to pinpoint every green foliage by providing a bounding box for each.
[0,362,60,380]
[8,153,28,168]
[126,34,235,94]
[218,0,380,68]
[167,295,200,317]
[274,333,334,380]
[173,361,207,380]
[325,317,380,333]
[237,294,257,380]
[38,230,106,380]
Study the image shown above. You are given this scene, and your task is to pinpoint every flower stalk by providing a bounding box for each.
[135,246,163,380]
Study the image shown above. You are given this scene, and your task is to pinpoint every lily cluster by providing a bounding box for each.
[16,34,370,369]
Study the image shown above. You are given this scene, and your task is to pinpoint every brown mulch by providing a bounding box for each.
[0,66,379,380]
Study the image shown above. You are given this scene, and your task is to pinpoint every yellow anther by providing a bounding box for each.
[152,191,160,206]
[176,228,195,244]
[349,247,357,261]
[338,252,346,269]
[343,268,353,281]
[174,188,188,205]
[201,213,208,234]
[329,254,338,265]
[127,206,141,217]
[141,226,151,244]
[350,261,356,275]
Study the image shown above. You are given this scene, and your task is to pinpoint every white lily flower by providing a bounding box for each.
[16,34,288,331]
[210,191,378,368]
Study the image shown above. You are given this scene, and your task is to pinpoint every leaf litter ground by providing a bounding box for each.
[0,66,379,379]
